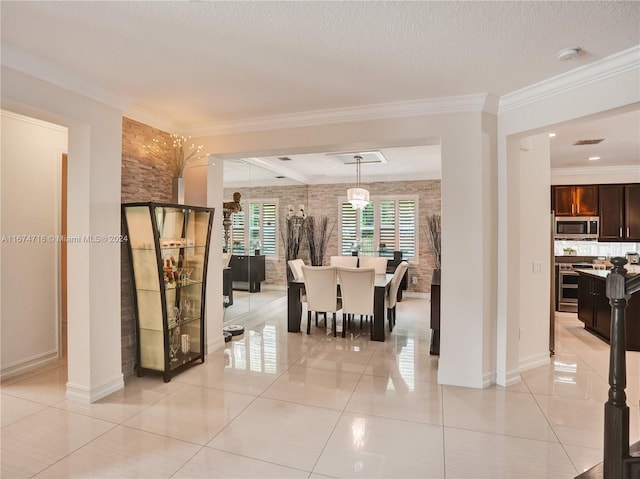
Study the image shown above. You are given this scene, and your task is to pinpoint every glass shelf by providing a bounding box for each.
[122,202,214,382]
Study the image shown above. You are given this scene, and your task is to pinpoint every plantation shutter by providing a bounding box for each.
[248,203,261,251]
[359,202,375,255]
[398,199,416,258]
[231,209,245,253]
[379,200,396,253]
[341,202,357,254]
[262,203,277,255]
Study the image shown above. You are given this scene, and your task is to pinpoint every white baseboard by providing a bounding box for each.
[66,373,124,404]
[438,368,492,389]
[495,368,522,387]
[0,349,59,381]
[519,352,552,372]
[207,335,226,355]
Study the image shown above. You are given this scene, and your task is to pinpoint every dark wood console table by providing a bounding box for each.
[229,254,266,292]
[222,267,233,306]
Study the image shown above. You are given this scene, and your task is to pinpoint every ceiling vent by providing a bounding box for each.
[329,151,387,165]
[573,139,605,145]
[278,156,292,161]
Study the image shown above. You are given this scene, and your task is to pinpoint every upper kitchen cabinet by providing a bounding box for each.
[599,184,640,241]
[552,185,599,216]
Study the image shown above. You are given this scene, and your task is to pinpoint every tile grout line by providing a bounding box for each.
[306,332,379,476]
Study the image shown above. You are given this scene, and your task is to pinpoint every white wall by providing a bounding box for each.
[2,66,124,402]
[1,111,67,378]
[517,134,552,371]
[184,154,225,354]
[192,106,499,388]
[496,48,640,386]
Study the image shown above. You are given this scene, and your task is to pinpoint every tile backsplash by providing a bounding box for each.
[554,240,640,258]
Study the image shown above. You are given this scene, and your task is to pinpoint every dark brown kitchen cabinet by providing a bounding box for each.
[552,185,598,216]
[577,271,640,351]
[599,184,640,241]
[577,274,610,339]
[625,184,640,240]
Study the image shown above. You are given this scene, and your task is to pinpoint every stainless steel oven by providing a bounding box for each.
[557,266,579,312]
[556,262,593,312]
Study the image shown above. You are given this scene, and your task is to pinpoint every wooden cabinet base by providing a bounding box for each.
[430,270,441,355]
[577,270,640,351]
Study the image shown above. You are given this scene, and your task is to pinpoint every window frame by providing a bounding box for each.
[338,194,419,263]
[230,198,279,258]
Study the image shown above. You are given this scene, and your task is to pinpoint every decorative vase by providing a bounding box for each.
[172,177,185,204]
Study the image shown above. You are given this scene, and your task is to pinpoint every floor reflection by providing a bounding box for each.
[223,288,285,322]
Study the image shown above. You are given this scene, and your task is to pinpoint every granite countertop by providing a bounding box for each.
[575,268,639,280]
[574,268,610,280]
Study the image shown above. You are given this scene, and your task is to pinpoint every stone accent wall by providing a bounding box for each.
[308,180,441,293]
[226,179,441,293]
[122,118,173,203]
[121,117,173,377]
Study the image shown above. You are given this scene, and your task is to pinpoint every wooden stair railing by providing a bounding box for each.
[577,257,640,479]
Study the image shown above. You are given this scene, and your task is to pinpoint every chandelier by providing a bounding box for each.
[347,155,369,210]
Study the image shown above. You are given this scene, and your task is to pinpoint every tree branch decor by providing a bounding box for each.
[144,134,207,177]
[305,215,336,266]
[426,214,441,270]
[281,217,306,279]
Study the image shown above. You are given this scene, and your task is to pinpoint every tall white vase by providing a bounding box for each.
[172,177,184,204]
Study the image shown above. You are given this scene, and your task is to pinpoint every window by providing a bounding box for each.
[230,200,278,256]
[339,196,417,261]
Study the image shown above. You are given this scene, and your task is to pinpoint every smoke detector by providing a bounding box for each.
[556,47,581,61]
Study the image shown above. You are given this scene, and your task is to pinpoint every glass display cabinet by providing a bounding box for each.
[122,202,215,382]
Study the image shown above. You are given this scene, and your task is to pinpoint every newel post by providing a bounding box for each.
[603,257,630,479]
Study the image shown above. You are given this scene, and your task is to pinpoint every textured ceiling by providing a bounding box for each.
[1,1,639,183]
[2,1,639,129]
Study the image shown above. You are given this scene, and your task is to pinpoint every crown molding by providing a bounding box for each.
[123,106,182,135]
[1,109,68,133]
[551,164,640,178]
[1,42,130,112]
[183,93,499,137]
[499,44,640,114]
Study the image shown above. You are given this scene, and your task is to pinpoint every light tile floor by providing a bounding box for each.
[2,299,639,478]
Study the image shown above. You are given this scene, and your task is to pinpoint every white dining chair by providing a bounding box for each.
[358,256,388,274]
[302,265,342,336]
[287,258,305,281]
[288,258,308,321]
[329,255,358,268]
[386,261,409,331]
[337,267,375,336]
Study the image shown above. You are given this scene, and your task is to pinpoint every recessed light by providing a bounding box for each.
[588,156,600,161]
[557,47,582,61]
[549,133,556,138]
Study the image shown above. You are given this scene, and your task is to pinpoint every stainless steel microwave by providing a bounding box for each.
[555,216,599,240]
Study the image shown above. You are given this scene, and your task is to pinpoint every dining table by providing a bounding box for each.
[287,273,394,341]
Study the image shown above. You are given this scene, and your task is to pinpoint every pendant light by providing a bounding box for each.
[347,155,369,210]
